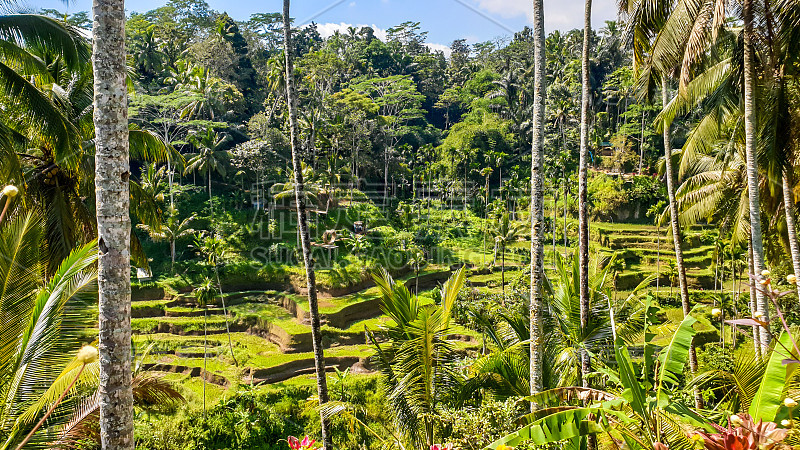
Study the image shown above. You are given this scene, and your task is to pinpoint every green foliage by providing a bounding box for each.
[368,268,467,448]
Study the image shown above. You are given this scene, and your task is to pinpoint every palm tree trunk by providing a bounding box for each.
[564,177,568,252]
[92,0,134,446]
[638,110,646,175]
[530,0,547,405]
[782,172,800,299]
[743,0,770,348]
[170,239,176,273]
[748,237,762,359]
[656,224,660,302]
[661,78,702,409]
[578,0,592,392]
[203,304,207,417]
[282,3,331,446]
[501,245,506,299]
[214,267,237,366]
[553,191,557,268]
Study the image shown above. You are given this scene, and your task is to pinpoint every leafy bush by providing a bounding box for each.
[587,173,626,221]
[136,388,310,450]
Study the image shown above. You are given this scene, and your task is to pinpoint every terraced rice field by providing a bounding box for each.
[135,221,731,405]
[133,267,483,403]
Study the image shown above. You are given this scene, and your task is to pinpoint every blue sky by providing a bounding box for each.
[29,0,619,50]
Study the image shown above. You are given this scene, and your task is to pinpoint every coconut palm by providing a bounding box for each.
[407,247,427,293]
[530,0,548,401]
[184,128,231,210]
[619,0,711,407]
[282,2,331,446]
[91,0,133,444]
[0,211,97,447]
[493,212,525,299]
[0,211,183,448]
[467,253,651,397]
[366,267,466,449]
[193,278,216,417]
[174,64,238,120]
[137,206,196,273]
[546,253,649,387]
[647,201,666,300]
[0,39,170,272]
[741,0,768,348]
[577,0,593,392]
[139,164,167,204]
[0,12,88,155]
[193,233,237,367]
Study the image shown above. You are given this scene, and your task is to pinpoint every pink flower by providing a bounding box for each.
[430,444,453,450]
[287,435,317,450]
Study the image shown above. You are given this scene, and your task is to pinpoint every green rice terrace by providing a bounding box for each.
[129,212,728,406]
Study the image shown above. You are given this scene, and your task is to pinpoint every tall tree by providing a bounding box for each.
[660,78,700,392]
[577,0,592,389]
[782,173,800,300]
[92,0,134,447]
[529,0,547,406]
[282,1,331,446]
[742,0,769,346]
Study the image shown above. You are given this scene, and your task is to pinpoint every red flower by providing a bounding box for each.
[301,436,316,449]
[430,444,453,450]
[288,436,301,450]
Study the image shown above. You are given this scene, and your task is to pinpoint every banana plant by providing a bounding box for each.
[488,301,712,449]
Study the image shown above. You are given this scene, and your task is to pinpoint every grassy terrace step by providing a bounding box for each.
[143,343,375,383]
[592,223,664,237]
[132,316,239,335]
[602,246,715,268]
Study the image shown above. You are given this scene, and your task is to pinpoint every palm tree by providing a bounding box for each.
[0,37,170,271]
[0,212,183,448]
[647,201,666,300]
[493,212,525,299]
[782,173,800,300]
[139,164,167,203]
[0,13,88,154]
[741,0,769,348]
[193,233,237,366]
[577,0,593,393]
[619,0,705,407]
[407,247,427,293]
[92,0,133,445]
[546,253,649,387]
[130,25,164,83]
[137,206,195,273]
[366,268,466,449]
[282,2,331,446]
[481,167,493,266]
[0,211,97,447]
[193,278,216,417]
[530,0,547,401]
[467,253,651,397]
[184,128,231,212]
[174,65,237,120]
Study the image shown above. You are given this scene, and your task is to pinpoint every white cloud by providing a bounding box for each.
[313,22,388,41]
[470,0,619,31]
[425,42,453,58]
[314,22,451,58]
[473,0,533,20]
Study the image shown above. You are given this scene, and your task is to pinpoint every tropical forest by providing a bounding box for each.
[1,0,800,448]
